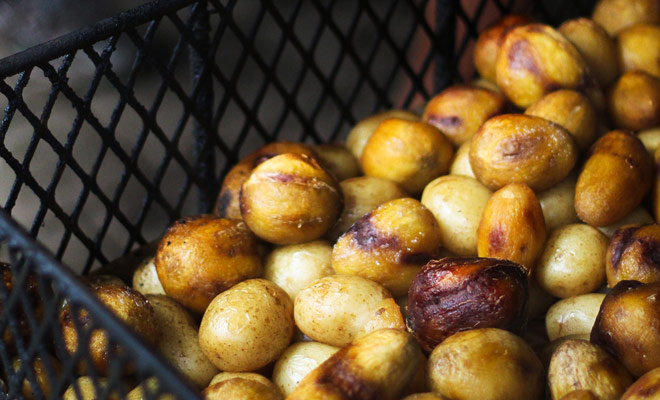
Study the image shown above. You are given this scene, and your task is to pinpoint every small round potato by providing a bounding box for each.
[606,224,660,286]
[421,175,492,256]
[346,110,418,162]
[607,71,660,131]
[331,198,442,297]
[199,279,294,372]
[428,328,544,400]
[548,339,633,400]
[263,240,334,300]
[536,224,608,298]
[361,119,453,195]
[545,293,606,341]
[617,24,660,78]
[293,274,404,347]
[638,127,660,155]
[449,140,476,178]
[155,216,262,313]
[131,256,165,296]
[204,378,282,400]
[538,173,580,232]
[470,114,578,191]
[311,143,360,182]
[593,0,660,35]
[598,207,654,238]
[272,341,339,397]
[326,176,407,242]
[422,85,506,146]
[63,377,119,400]
[622,367,660,399]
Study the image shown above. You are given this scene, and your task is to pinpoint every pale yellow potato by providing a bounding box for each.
[449,140,476,178]
[146,295,218,388]
[293,274,404,347]
[545,293,606,341]
[132,256,165,296]
[538,173,580,232]
[593,0,660,35]
[421,175,492,256]
[63,377,120,400]
[346,110,418,162]
[637,127,660,155]
[536,224,608,298]
[263,240,334,300]
[428,328,544,400]
[199,279,294,372]
[311,143,360,182]
[272,341,339,397]
[597,206,654,238]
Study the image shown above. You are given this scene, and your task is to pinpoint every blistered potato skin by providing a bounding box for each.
[155,216,262,314]
[593,0,660,35]
[548,339,633,400]
[591,281,660,377]
[428,328,544,400]
[477,183,546,271]
[617,24,660,78]
[406,257,528,353]
[538,173,579,232]
[606,224,660,286]
[311,144,360,182]
[287,329,423,400]
[546,294,606,342]
[470,114,578,191]
[622,367,660,399]
[575,130,653,227]
[422,85,506,146]
[346,110,418,162]
[608,71,660,131]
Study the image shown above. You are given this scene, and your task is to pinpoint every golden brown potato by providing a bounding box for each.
[606,224,660,286]
[607,71,660,131]
[126,378,175,400]
[591,280,660,377]
[422,85,506,146]
[428,328,544,400]
[12,357,59,400]
[215,141,317,220]
[538,173,580,232]
[545,294,606,341]
[272,342,339,397]
[287,329,423,400]
[406,257,528,353]
[241,153,343,244]
[311,143,360,182]
[421,175,492,256]
[525,90,597,151]
[496,23,599,109]
[204,378,282,400]
[473,14,535,83]
[548,339,633,400]
[326,176,407,242]
[470,114,578,191]
[331,198,442,296]
[471,77,501,92]
[294,274,403,347]
[559,391,599,400]
[449,140,476,178]
[199,279,293,372]
[477,183,546,271]
[131,256,165,296]
[622,367,660,399]
[599,207,655,238]
[209,372,276,388]
[575,130,653,227]
[63,377,120,400]
[155,215,262,313]
[593,0,660,35]
[638,127,660,155]
[346,110,418,162]
[617,24,660,78]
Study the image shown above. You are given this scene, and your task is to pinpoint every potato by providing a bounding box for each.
[346,110,418,162]
[241,153,343,245]
[331,198,442,296]
[209,372,276,388]
[548,339,633,400]
[607,71,660,131]
[145,295,217,388]
[204,378,282,400]
[593,0,660,35]
[496,23,599,109]
[559,18,619,87]
[361,119,453,195]
[539,335,592,369]
[421,175,492,256]
[449,140,475,178]
[536,224,608,298]
[622,367,660,399]
[473,14,535,83]
[326,176,407,242]
[428,328,544,400]
[11,357,59,400]
[131,256,165,296]
[311,143,360,182]
[63,377,119,400]
[402,394,449,400]
[294,274,403,347]
[470,114,578,191]
[545,293,606,341]
[406,257,528,353]
[538,173,580,232]
[422,85,506,146]
[288,329,423,400]
[591,280,660,377]
[525,90,597,152]
[470,77,501,92]
[598,207,654,238]
[272,342,339,397]
[638,127,660,155]
[126,378,174,400]
[606,224,660,286]
[617,24,660,78]
[155,216,262,313]
[199,279,293,372]
[560,391,599,400]
[477,183,546,271]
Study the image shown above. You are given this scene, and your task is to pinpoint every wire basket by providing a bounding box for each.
[0,0,598,398]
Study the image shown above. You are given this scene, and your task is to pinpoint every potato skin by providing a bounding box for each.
[204,378,282,400]
[346,110,418,162]
[470,114,578,191]
[608,71,660,131]
[622,367,660,399]
[593,0,660,35]
[449,140,476,178]
[559,391,599,400]
[538,173,580,232]
[638,127,660,156]
[406,257,528,353]
[155,215,262,314]
[427,328,544,400]
[575,130,653,227]
[546,294,606,341]
[477,183,546,271]
[272,341,339,397]
[617,24,660,78]
[591,280,660,377]
[311,143,360,182]
[606,224,660,286]
[63,377,119,400]
[599,207,655,238]
[132,256,165,296]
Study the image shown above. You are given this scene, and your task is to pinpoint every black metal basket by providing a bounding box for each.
[0,0,598,398]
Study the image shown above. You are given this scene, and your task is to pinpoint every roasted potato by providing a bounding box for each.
[592,0,660,35]
[272,341,339,397]
[132,256,165,296]
[449,140,476,178]
[538,173,580,232]
[616,23,660,78]
[638,127,660,155]
[598,207,655,238]
[560,391,599,400]
[311,143,360,182]
[621,367,660,399]
[606,224,660,286]
[204,378,282,400]
[346,110,418,162]
[607,71,660,131]
[545,293,606,341]
[63,377,120,400]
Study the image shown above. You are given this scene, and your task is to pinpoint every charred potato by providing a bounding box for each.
[592,0,660,35]
[538,173,580,232]
[311,143,360,182]
[617,24,660,78]
[607,71,660,131]
[272,341,339,397]
[346,110,418,162]
[449,140,476,178]
[622,367,660,399]
[546,293,606,341]
[606,224,660,286]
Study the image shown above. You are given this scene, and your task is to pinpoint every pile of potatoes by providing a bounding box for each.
[15,0,660,398]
